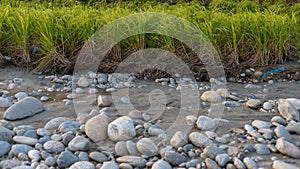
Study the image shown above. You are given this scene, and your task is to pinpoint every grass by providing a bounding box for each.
[0,0,299,74]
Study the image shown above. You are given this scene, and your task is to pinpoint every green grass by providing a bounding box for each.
[0,0,299,73]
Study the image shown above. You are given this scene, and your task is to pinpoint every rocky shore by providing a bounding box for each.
[0,65,300,169]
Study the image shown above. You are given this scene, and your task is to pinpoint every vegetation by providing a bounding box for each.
[0,0,299,74]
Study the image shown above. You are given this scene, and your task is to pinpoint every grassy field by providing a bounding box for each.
[0,0,299,74]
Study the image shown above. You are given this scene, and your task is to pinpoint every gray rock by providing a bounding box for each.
[126,140,139,156]
[78,152,89,161]
[40,96,49,102]
[202,145,226,159]
[69,161,95,169]
[200,91,222,103]
[85,114,111,143]
[286,98,300,109]
[216,88,230,98]
[98,95,112,107]
[108,116,136,141]
[115,141,130,156]
[68,136,89,151]
[36,128,51,136]
[205,158,221,169]
[137,138,158,157]
[15,92,28,101]
[274,125,292,142]
[233,157,246,169]
[23,130,37,139]
[263,102,273,110]
[89,152,107,163]
[0,141,11,157]
[28,150,40,161]
[189,132,213,148]
[170,131,188,149]
[196,116,216,130]
[116,156,146,168]
[0,120,14,130]
[119,163,133,169]
[254,144,270,155]
[13,136,37,146]
[278,99,300,122]
[11,144,33,156]
[44,117,72,130]
[13,125,35,136]
[100,161,119,169]
[0,97,12,108]
[186,159,198,168]
[62,132,75,145]
[0,126,14,143]
[275,138,300,158]
[286,120,300,134]
[163,151,187,166]
[97,73,108,84]
[151,160,172,169]
[185,115,197,126]
[0,160,22,169]
[43,140,65,154]
[223,101,240,107]
[273,160,299,169]
[77,76,89,87]
[271,116,287,126]
[4,97,44,121]
[58,121,80,133]
[57,151,79,168]
[215,153,230,167]
[45,157,56,166]
[243,157,257,169]
[205,131,218,139]
[148,127,165,136]
[246,99,261,109]
[12,165,33,169]
[251,120,271,129]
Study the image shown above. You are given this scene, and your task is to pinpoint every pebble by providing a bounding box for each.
[100,161,119,169]
[0,159,22,169]
[116,156,147,168]
[28,150,40,161]
[68,136,89,151]
[43,140,65,154]
[137,138,158,157]
[275,138,300,158]
[0,141,11,157]
[189,132,213,148]
[246,99,261,109]
[121,96,130,104]
[85,114,111,143]
[78,151,89,161]
[44,117,72,130]
[4,97,44,121]
[254,144,270,155]
[185,115,197,126]
[88,88,98,94]
[286,98,300,109]
[14,92,28,101]
[286,120,300,134]
[69,161,95,169]
[45,157,56,166]
[148,127,164,136]
[271,116,287,126]
[115,141,130,156]
[216,88,230,98]
[277,99,300,122]
[245,84,261,89]
[126,140,139,156]
[13,136,37,146]
[77,76,89,87]
[98,95,112,107]
[0,97,12,108]
[233,157,246,169]
[202,145,225,159]
[0,126,14,143]
[11,144,33,156]
[151,159,172,169]
[243,157,257,169]
[205,158,221,169]
[7,83,16,89]
[273,160,299,169]
[163,151,187,166]
[223,101,240,107]
[108,116,136,141]
[37,128,51,136]
[215,153,230,167]
[196,116,216,130]
[274,125,292,142]
[89,152,108,162]
[40,96,49,102]
[263,102,273,110]
[170,131,188,149]
[57,151,80,168]
[58,120,80,133]
[200,91,222,103]
[251,120,271,129]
